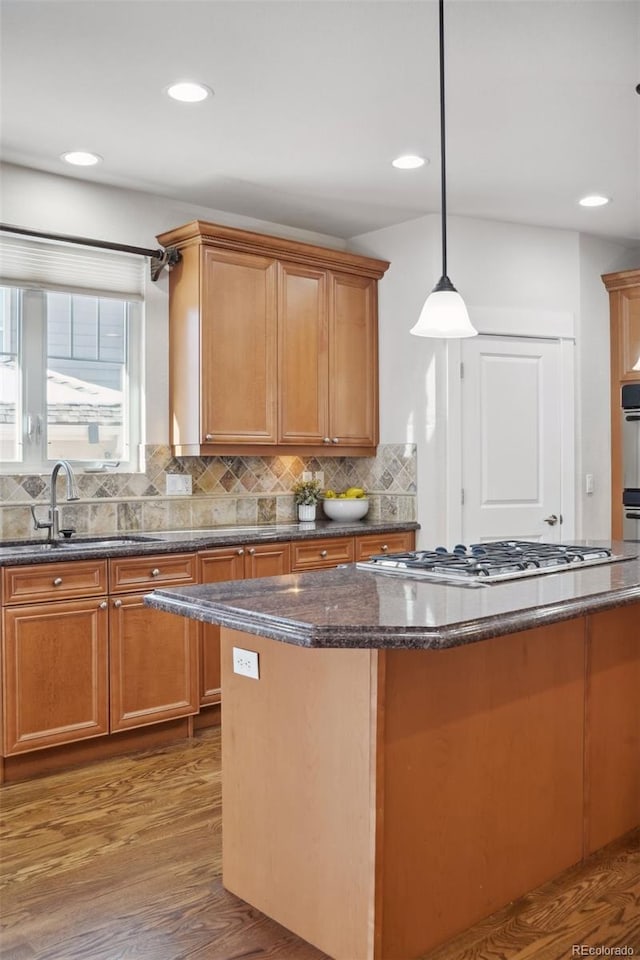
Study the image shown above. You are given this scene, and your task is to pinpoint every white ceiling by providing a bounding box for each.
[2,0,639,242]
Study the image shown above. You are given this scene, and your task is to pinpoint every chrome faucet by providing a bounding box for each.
[31,460,80,542]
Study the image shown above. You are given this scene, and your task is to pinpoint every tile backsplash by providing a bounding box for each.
[0,444,417,539]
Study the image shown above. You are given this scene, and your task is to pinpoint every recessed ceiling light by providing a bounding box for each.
[578,194,610,207]
[61,151,102,166]
[392,154,427,170]
[166,81,212,103]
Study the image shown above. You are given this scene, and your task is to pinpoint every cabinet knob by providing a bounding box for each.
[320,549,328,558]
[113,599,122,608]
[381,544,388,552]
[53,577,63,586]
[331,438,339,444]
[323,437,331,444]
[99,600,108,609]
[151,568,161,577]
[248,548,256,555]
[236,548,245,556]
[204,434,214,441]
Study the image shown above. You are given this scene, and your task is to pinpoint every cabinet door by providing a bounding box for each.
[355,531,416,561]
[244,542,291,579]
[109,593,199,732]
[328,273,378,447]
[290,536,355,572]
[201,247,278,443]
[199,548,247,705]
[278,263,329,444]
[2,599,109,755]
[3,560,107,605]
[110,553,196,594]
[616,285,640,382]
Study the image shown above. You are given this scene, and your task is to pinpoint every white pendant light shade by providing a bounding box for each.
[410,0,478,340]
[411,286,477,339]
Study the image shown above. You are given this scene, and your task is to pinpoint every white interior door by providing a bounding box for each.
[461,336,565,543]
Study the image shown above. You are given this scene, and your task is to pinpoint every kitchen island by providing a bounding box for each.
[145,543,640,960]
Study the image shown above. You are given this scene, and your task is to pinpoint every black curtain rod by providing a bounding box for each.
[0,223,180,281]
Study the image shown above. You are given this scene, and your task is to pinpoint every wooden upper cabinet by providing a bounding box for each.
[201,248,278,444]
[157,220,389,457]
[329,273,378,447]
[604,269,640,383]
[278,263,328,445]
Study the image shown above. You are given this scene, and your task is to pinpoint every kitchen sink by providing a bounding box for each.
[0,536,160,555]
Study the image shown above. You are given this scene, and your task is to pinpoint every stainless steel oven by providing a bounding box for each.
[622,384,640,540]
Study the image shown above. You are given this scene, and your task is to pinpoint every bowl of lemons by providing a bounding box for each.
[321,487,369,521]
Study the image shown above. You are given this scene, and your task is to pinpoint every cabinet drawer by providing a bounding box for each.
[290,537,355,571]
[355,531,415,561]
[2,560,108,605]
[109,553,197,593]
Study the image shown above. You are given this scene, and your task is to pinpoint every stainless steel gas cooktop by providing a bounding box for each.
[356,541,632,586]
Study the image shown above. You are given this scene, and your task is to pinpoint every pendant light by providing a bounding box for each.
[410,0,477,339]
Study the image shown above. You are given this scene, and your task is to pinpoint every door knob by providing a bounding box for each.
[543,514,559,526]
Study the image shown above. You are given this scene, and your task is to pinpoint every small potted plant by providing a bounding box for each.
[292,478,322,522]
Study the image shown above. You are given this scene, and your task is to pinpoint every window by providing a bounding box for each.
[0,236,144,472]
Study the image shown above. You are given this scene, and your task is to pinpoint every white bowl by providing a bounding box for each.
[321,498,369,522]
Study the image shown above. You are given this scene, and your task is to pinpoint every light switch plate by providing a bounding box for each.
[233,646,260,680]
[166,474,192,495]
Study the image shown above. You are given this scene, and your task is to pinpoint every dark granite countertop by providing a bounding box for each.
[0,520,419,567]
[144,541,640,650]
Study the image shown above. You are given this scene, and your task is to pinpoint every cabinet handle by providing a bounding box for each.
[204,433,214,441]
[381,544,388,552]
[113,599,122,608]
[99,600,108,609]
[248,548,256,555]
[320,549,328,558]
[331,438,339,444]
[53,577,63,586]
[236,548,245,556]
[323,437,331,443]
[150,568,161,577]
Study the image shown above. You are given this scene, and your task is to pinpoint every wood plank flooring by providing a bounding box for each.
[1,728,638,960]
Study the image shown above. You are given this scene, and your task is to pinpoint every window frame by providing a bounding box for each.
[0,285,143,475]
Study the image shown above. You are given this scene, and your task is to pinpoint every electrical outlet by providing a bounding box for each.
[232,646,260,680]
[166,474,192,495]
[314,470,324,486]
[301,471,313,482]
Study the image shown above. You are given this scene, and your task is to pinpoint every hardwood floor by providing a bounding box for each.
[1,728,638,960]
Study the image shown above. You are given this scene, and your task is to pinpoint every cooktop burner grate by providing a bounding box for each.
[356,541,632,585]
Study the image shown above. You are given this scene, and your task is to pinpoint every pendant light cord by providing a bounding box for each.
[438,0,448,280]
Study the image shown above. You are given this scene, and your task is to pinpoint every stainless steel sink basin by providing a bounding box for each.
[0,536,159,555]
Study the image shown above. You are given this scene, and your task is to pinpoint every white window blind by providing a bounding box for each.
[0,233,145,300]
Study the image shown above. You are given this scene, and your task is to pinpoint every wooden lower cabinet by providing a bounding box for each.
[109,593,199,732]
[0,531,416,773]
[355,531,415,561]
[199,543,291,706]
[2,598,109,755]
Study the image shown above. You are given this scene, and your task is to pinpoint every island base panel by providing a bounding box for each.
[221,628,380,960]
[585,604,640,854]
[219,608,639,960]
[379,620,585,958]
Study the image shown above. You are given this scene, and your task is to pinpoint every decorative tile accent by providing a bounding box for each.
[0,444,416,538]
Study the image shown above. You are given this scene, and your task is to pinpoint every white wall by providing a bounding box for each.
[0,163,346,442]
[351,214,638,543]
